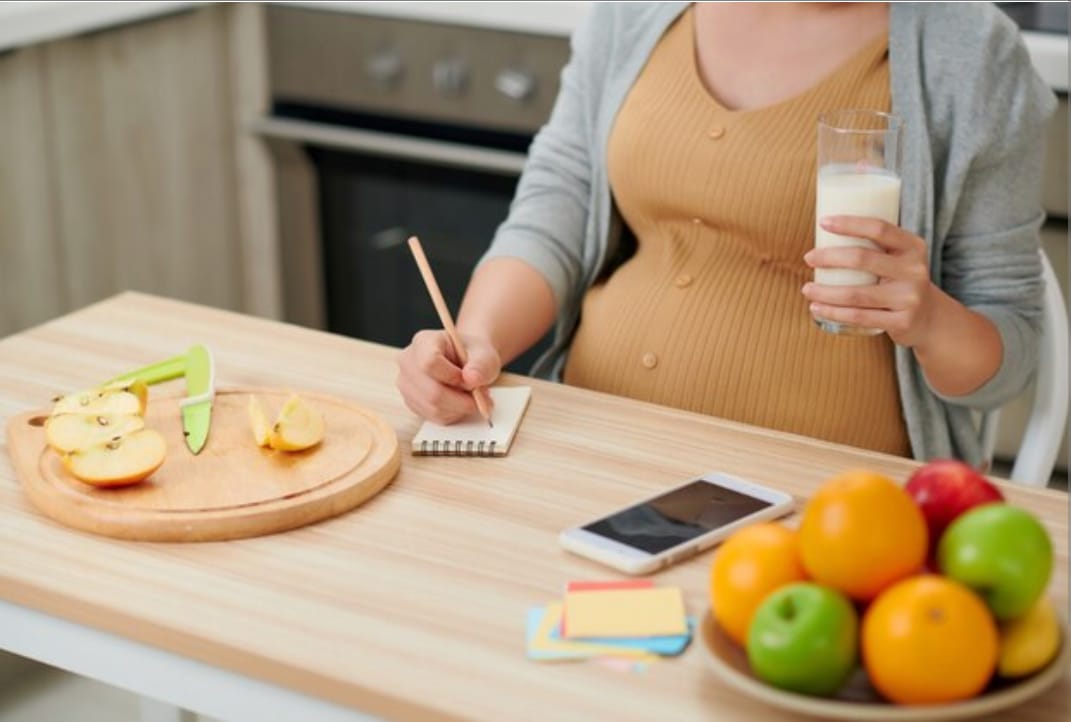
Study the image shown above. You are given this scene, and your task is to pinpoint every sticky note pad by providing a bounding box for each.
[561,579,653,636]
[526,605,593,661]
[565,579,654,593]
[526,603,658,662]
[551,616,696,657]
[563,587,687,639]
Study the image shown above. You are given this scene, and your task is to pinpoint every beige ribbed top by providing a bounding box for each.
[563,8,911,457]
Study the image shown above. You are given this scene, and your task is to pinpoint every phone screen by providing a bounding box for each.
[582,480,773,554]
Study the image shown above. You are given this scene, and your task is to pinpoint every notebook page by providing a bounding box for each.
[411,386,532,456]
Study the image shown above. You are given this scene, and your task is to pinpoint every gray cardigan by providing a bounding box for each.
[481,2,1056,465]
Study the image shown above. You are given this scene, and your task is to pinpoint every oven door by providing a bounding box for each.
[256,5,569,374]
[253,114,551,375]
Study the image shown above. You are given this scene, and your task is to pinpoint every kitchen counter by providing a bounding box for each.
[0,1,1066,91]
[1,292,1067,721]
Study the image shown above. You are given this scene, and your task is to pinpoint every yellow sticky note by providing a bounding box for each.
[528,602,659,662]
[564,587,687,639]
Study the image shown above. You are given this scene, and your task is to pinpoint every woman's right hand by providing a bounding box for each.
[396,330,501,424]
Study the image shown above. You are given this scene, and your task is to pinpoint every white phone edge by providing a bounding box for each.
[558,471,795,576]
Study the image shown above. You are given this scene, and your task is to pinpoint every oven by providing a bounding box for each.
[253,6,571,373]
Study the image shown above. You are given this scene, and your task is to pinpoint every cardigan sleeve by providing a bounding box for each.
[476,6,609,315]
[925,9,1056,411]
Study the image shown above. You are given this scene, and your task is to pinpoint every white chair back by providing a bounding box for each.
[980,249,1069,487]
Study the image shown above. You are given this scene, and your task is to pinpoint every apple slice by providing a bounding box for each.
[268,394,325,452]
[101,378,149,414]
[62,428,167,487]
[52,379,149,417]
[45,413,146,453]
[248,395,271,448]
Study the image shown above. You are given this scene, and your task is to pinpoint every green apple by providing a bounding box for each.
[938,504,1052,621]
[746,582,858,696]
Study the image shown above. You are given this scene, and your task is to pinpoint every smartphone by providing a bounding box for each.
[559,472,794,575]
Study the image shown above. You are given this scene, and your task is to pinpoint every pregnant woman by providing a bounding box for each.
[395,2,1055,466]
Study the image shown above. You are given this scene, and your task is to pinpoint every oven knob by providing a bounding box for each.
[432,58,469,97]
[366,49,403,87]
[495,68,536,102]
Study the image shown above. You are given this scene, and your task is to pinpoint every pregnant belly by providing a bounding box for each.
[561,246,909,456]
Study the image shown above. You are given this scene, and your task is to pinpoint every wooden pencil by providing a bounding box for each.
[407,236,493,428]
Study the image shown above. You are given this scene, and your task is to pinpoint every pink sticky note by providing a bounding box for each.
[566,579,655,593]
[561,579,654,636]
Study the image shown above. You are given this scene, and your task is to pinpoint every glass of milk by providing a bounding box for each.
[813,110,903,335]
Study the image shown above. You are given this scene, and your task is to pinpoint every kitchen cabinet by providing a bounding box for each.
[0,4,278,339]
[0,46,68,334]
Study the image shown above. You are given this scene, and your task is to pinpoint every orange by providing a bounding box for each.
[863,575,998,704]
[710,523,806,645]
[799,470,927,601]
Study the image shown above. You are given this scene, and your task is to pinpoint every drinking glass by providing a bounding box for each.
[813,110,903,335]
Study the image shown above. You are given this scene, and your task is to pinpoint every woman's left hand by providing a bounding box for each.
[802,215,935,348]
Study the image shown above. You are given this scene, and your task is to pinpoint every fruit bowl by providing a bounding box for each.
[700,607,1069,720]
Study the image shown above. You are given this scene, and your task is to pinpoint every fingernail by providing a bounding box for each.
[801,282,813,294]
[819,216,835,230]
[809,303,820,313]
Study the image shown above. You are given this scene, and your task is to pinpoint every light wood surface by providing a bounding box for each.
[7,388,399,542]
[0,293,1066,722]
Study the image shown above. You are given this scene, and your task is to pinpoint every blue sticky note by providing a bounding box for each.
[526,606,601,661]
[550,616,695,657]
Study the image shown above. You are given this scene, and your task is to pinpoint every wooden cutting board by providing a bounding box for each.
[5,388,400,542]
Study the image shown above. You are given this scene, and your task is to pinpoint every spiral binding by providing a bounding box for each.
[416,439,498,457]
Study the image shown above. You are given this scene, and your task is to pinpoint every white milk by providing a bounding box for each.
[814,167,902,286]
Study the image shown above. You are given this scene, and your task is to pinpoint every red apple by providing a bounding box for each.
[905,459,1004,552]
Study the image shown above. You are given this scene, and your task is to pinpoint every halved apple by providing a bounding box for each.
[52,379,149,417]
[248,395,271,448]
[62,428,167,487]
[45,413,146,453]
[106,378,149,414]
[268,394,325,452]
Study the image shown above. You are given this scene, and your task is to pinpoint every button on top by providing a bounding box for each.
[691,217,703,226]
[674,274,693,288]
[641,352,658,369]
[707,126,725,140]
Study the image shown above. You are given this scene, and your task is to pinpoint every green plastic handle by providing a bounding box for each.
[106,354,186,386]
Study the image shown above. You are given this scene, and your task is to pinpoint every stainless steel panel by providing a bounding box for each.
[265,6,569,135]
[251,116,527,175]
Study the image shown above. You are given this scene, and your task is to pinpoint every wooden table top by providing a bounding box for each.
[1,292,1067,721]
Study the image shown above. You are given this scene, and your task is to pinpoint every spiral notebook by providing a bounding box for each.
[411,386,532,457]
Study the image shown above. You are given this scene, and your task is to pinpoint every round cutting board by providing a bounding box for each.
[6,388,400,542]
